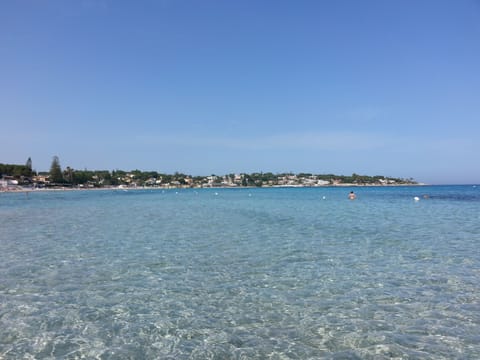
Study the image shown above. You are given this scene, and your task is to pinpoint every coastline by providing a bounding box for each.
[0,182,426,194]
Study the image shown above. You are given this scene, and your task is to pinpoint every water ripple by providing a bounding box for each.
[1,186,479,358]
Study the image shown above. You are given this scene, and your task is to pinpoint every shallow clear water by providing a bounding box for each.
[1,186,479,359]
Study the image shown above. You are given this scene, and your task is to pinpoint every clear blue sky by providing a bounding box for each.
[1,0,479,184]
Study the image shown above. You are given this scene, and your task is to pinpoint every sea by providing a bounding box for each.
[0,185,479,359]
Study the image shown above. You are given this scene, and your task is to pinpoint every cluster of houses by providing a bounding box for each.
[116,174,334,189]
[0,174,56,191]
[0,176,20,191]
[1,172,410,191]
[112,173,403,189]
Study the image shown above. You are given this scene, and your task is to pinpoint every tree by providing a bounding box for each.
[64,166,74,183]
[21,157,33,178]
[49,156,64,184]
[72,170,93,185]
[26,157,32,169]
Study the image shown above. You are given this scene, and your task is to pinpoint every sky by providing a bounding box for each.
[1,0,479,184]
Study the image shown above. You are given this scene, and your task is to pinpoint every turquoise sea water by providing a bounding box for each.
[1,185,479,359]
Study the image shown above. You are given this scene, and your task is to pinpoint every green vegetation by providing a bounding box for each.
[0,163,33,179]
[1,157,418,189]
[49,156,64,184]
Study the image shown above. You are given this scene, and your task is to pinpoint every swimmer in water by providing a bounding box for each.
[348,191,356,200]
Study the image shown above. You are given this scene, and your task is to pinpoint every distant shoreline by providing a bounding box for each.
[1,183,427,193]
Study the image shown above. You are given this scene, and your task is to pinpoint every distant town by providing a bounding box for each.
[1,157,419,191]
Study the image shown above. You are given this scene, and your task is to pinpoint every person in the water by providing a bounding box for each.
[348,191,356,200]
